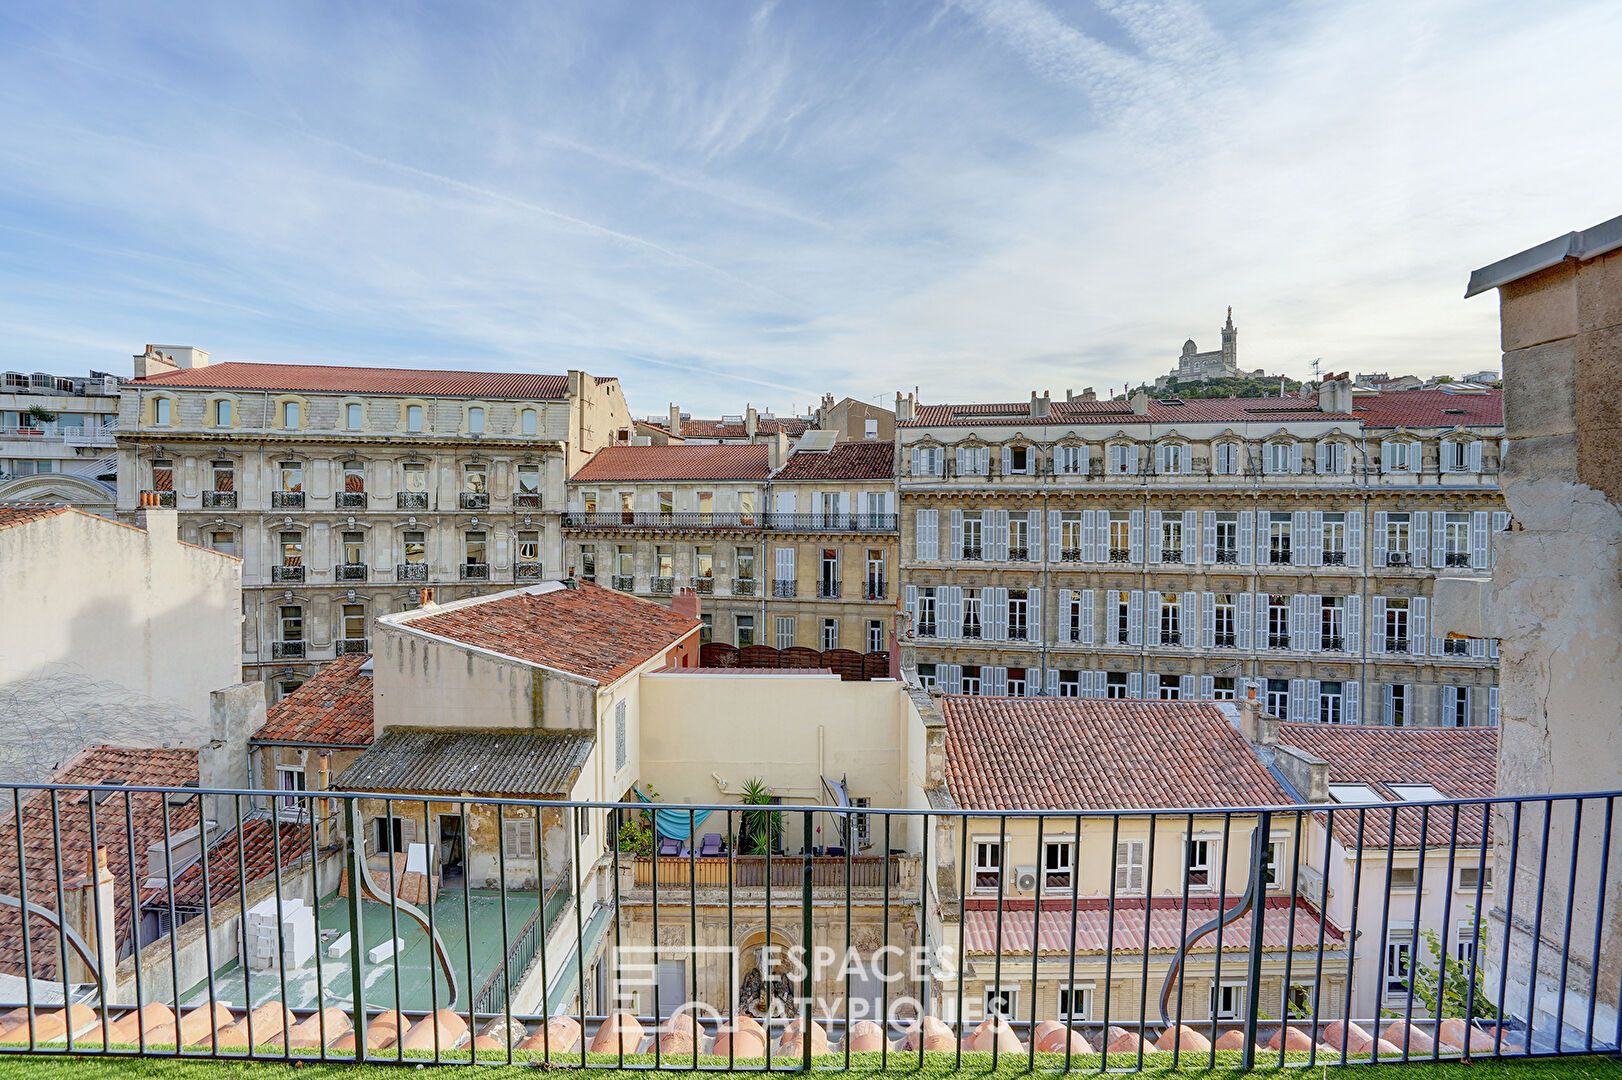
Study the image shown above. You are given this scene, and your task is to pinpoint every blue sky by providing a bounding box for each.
[2,1,1620,416]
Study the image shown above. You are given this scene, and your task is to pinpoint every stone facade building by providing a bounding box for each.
[896,378,1506,727]
[0,368,121,512]
[115,348,632,698]
[1154,309,1267,390]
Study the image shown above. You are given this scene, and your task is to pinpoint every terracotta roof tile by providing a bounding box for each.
[131,362,574,400]
[1352,388,1503,428]
[570,444,771,482]
[1277,723,1497,848]
[254,655,374,746]
[160,817,314,911]
[398,581,699,683]
[0,746,199,979]
[943,697,1291,810]
[0,505,71,530]
[647,417,812,439]
[964,896,1344,955]
[771,443,894,481]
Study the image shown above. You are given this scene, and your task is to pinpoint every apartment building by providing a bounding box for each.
[0,368,121,510]
[897,378,1506,726]
[563,438,898,655]
[116,346,632,698]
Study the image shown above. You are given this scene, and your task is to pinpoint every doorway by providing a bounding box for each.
[438,814,465,881]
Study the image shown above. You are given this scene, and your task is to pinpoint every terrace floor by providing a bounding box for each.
[179,886,543,1014]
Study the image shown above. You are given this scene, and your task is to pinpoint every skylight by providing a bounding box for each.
[1328,783,1385,804]
[1388,783,1449,803]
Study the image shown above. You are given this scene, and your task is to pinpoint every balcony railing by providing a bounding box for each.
[335,563,368,582]
[1161,631,1182,646]
[1387,636,1411,654]
[1110,548,1132,562]
[611,574,635,591]
[1214,631,1237,648]
[1323,551,1348,566]
[1215,547,1239,563]
[1269,547,1292,564]
[651,576,675,594]
[1061,547,1082,562]
[270,565,304,583]
[460,492,489,510]
[1008,546,1030,562]
[516,562,543,581]
[732,577,756,596]
[1007,624,1029,642]
[864,577,886,600]
[271,490,305,509]
[693,576,715,594]
[336,491,367,509]
[1446,552,1471,567]
[270,640,305,659]
[1268,633,1290,650]
[140,490,175,508]
[202,490,236,509]
[513,491,541,508]
[397,491,429,510]
[818,580,840,599]
[0,783,1600,1070]
[1322,635,1346,652]
[773,579,796,598]
[397,562,428,582]
[461,562,489,581]
[961,545,983,561]
[336,637,369,655]
[1160,552,1184,564]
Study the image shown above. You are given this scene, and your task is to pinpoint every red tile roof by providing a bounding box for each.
[570,443,771,482]
[771,442,895,481]
[1277,723,1498,848]
[964,895,1343,955]
[648,417,812,439]
[0,504,71,530]
[160,816,314,910]
[131,362,574,399]
[253,654,375,746]
[943,697,1290,810]
[0,746,199,979]
[399,581,700,683]
[1352,388,1503,428]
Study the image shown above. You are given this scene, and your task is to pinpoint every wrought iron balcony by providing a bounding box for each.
[960,624,981,640]
[202,490,235,509]
[864,577,886,600]
[1270,547,1293,564]
[336,491,367,509]
[773,579,796,598]
[396,562,428,582]
[140,490,175,507]
[650,576,675,594]
[335,563,368,582]
[1160,552,1184,564]
[961,545,983,561]
[1061,547,1082,562]
[1323,551,1348,566]
[271,490,304,509]
[1007,625,1029,641]
[1446,552,1471,567]
[460,492,489,510]
[1322,635,1346,652]
[270,565,304,583]
[461,563,490,581]
[1109,548,1132,562]
[397,491,429,510]
[1268,633,1291,650]
[693,576,715,594]
[270,640,305,659]
[1215,548,1239,563]
[513,491,541,508]
[516,562,543,581]
[731,577,756,596]
[1161,631,1182,646]
[611,574,635,591]
[1214,632,1237,648]
[1008,546,1030,562]
[1387,636,1410,654]
[818,580,840,599]
[336,637,369,655]
[916,619,937,637]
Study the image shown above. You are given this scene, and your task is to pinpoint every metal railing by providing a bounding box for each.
[336,492,367,509]
[513,492,541,509]
[460,563,489,581]
[611,574,634,591]
[397,563,428,582]
[773,579,796,598]
[271,491,305,510]
[650,576,675,595]
[693,577,715,595]
[397,492,429,510]
[270,640,305,659]
[336,637,369,655]
[270,565,305,584]
[202,491,236,509]
[139,490,175,508]
[818,581,841,599]
[335,563,368,582]
[731,578,756,596]
[516,562,543,581]
[0,781,1608,1072]
[459,493,489,511]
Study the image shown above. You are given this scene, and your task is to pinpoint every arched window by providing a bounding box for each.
[520,409,537,436]
[468,406,486,433]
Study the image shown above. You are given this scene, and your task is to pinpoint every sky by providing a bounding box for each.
[1,1,1620,417]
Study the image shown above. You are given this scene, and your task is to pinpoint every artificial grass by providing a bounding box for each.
[0,1049,1614,1079]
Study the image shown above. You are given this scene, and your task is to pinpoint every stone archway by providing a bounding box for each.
[734,926,797,1019]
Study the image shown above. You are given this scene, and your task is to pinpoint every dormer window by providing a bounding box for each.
[214,399,232,427]
[153,397,172,425]
[521,409,537,436]
[346,403,363,430]
[468,406,486,433]
[1006,445,1030,475]
[1214,441,1241,475]
[282,401,301,428]
[406,404,424,432]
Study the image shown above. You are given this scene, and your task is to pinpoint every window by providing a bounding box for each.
[1159,514,1183,564]
[1058,986,1094,1023]
[278,459,303,493]
[864,418,878,440]
[578,544,596,580]
[467,406,485,433]
[1106,671,1129,699]
[342,531,364,566]
[342,603,366,641]
[402,461,427,492]
[1262,837,1289,889]
[961,589,982,640]
[406,404,423,432]
[1214,441,1241,475]
[655,545,674,577]
[464,530,487,566]
[502,818,536,860]
[280,531,303,567]
[1458,866,1494,893]
[614,700,627,772]
[983,988,1017,1020]
[1447,685,1472,727]
[1007,445,1029,474]
[150,457,174,492]
[277,679,304,701]
[153,397,171,425]
[1158,680,1180,701]
[699,613,712,643]
[1384,513,1413,565]
[961,512,983,560]
[1211,983,1245,1020]
[658,491,674,518]
[1114,839,1146,893]
[276,765,306,813]
[1268,513,1293,564]
[464,463,487,494]
[973,840,1003,892]
[1185,837,1214,889]
[1384,598,1411,654]
[518,530,540,567]
[1443,512,1472,566]
[1389,867,1420,890]
[1007,514,1029,560]
[214,399,232,426]
[1107,512,1132,562]
[210,459,234,493]
[1057,671,1081,697]
[1388,783,1448,802]
[1211,676,1235,700]
[1213,593,1237,647]
[1456,921,1480,966]
[280,604,304,643]
[1385,440,1413,472]
[342,460,365,496]
[912,445,944,477]
[1328,783,1385,804]
[1321,512,1348,564]
[851,797,871,848]
[961,665,982,695]
[736,615,754,647]
[1214,512,1239,562]
[1267,678,1290,717]
[209,531,236,556]
[373,816,408,855]
[1159,442,1185,474]
[403,530,426,565]
[614,544,633,578]
[1386,924,1415,997]
[821,618,838,651]
[1158,594,1181,646]
[917,663,937,690]
[1319,441,1348,474]
[282,401,300,428]
[1054,445,1084,475]
[1444,439,1476,473]
[689,544,713,583]
[736,547,756,581]
[1044,840,1074,890]
[1108,443,1136,475]
[1320,598,1346,651]
[1007,589,1029,641]
[1265,441,1292,474]
[1267,595,1290,649]
[867,620,885,653]
[346,403,362,430]
[1319,681,1344,724]
[956,446,990,476]
[1007,667,1027,696]
[739,491,756,524]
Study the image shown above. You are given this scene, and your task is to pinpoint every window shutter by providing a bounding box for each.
[1127,672,1143,699]
[1146,590,1162,643]
[1182,511,1198,563]
[1236,593,1253,650]
[1046,668,1060,696]
[1178,674,1195,699]
[987,587,1007,642]
[915,509,938,560]
[1307,594,1323,651]
[904,584,917,630]
[944,587,963,639]
[954,447,966,475]
[1309,511,1324,566]
[1081,510,1098,563]
[1027,589,1042,644]
[1432,511,1448,569]
[1442,685,1458,725]
[1380,440,1394,474]
[1181,591,1197,642]
[1079,589,1094,645]
[949,509,963,561]
[1001,446,1013,476]
[1254,592,1270,647]
[990,666,1008,697]
[1471,636,1488,659]
[1346,595,1361,653]
[910,447,921,477]
[1288,678,1306,721]
[1290,594,1308,651]
[1201,592,1216,649]
[1370,597,1386,654]
[1412,512,1429,568]
[1289,442,1302,474]
[1129,510,1144,563]
[1106,590,1121,645]
[1199,675,1215,700]
[1048,510,1062,562]
[1373,511,1389,567]
[1489,687,1499,726]
[1127,590,1144,646]
[1345,680,1361,724]
[1347,511,1363,568]
[1147,511,1163,563]
[1202,511,1217,564]
[1078,444,1092,475]
[1127,443,1140,474]
[1057,589,1072,643]
[1292,511,1310,566]
[1316,440,1330,474]
[1381,684,1395,725]
[1238,511,1254,566]
[991,509,1009,561]
[838,491,850,522]
[1411,597,1427,654]
[1471,511,1490,569]
[1305,679,1321,722]
[1468,441,1482,473]
[1145,673,1160,699]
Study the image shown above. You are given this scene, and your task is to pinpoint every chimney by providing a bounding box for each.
[671,586,701,622]
[132,500,177,545]
[668,403,682,438]
[419,587,435,608]
[1036,390,1052,418]
[1081,386,1096,402]
[1238,683,1262,744]
[1130,389,1150,415]
[62,849,117,987]
[745,405,758,438]
[200,683,260,826]
[769,429,791,470]
[895,393,915,422]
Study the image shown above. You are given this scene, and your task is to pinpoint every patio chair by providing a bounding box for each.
[699,833,723,857]
[658,837,682,857]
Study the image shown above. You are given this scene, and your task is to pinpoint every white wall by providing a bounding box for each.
[0,507,241,782]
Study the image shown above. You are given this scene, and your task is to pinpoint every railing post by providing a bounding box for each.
[802,810,814,1070]
[345,796,368,1058]
[1241,812,1270,1069]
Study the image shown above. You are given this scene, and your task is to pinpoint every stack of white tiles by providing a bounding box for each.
[243,896,316,970]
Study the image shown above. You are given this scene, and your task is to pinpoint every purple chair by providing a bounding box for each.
[658,837,682,857]
[699,833,723,857]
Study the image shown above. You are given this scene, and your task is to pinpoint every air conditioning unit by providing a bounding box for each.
[1013,866,1039,894]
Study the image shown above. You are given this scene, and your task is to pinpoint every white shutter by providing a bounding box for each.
[1127,590,1144,646]
[979,447,990,475]
[1347,511,1363,568]
[944,664,963,695]
[989,666,1008,697]
[1432,511,1448,569]
[949,509,963,561]
[1412,512,1429,568]
[1127,672,1143,698]
[904,584,917,630]
[954,447,967,475]
[1346,594,1362,653]
[1442,685,1458,726]
[1079,444,1092,476]
[1293,511,1310,566]
[1310,511,1324,566]
[1106,590,1122,645]
[1236,593,1253,650]
[1238,511,1254,566]
[1046,669,1059,696]
[1256,513,1270,566]
[1180,674,1196,699]
[991,509,1009,561]
[1411,597,1427,655]
[1199,675,1215,700]
[776,545,796,583]
[1305,679,1322,722]
[916,509,938,560]
[1181,591,1197,646]
[838,491,850,524]
[1307,595,1323,651]
[986,587,1007,642]
[1127,443,1140,474]
[1129,510,1144,563]
[1316,439,1331,475]
[1290,594,1308,651]
[1078,589,1094,646]
[1027,589,1042,644]
[1468,441,1482,473]
[1081,510,1098,563]
[1288,678,1306,721]
[1345,680,1361,724]
[1370,597,1386,654]
[1057,589,1072,643]
[1373,511,1389,567]
[1380,440,1395,474]
[1254,592,1270,648]
[810,491,824,529]
[1202,511,1217,565]
[1289,442,1302,475]
[1381,684,1395,726]
[1201,592,1216,649]
[1145,673,1161,699]
[1028,510,1043,562]
[1472,511,1490,569]
[1001,446,1013,476]
[1146,591,1162,645]
[1488,687,1499,726]
[1182,511,1198,563]
[1472,635,1488,659]
[909,447,921,477]
[1147,510,1163,563]
[1048,509,1062,562]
